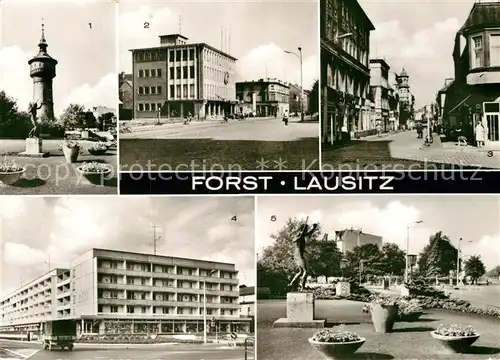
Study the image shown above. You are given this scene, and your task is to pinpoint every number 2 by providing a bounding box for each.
[231,216,237,221]
[144,22,150,29]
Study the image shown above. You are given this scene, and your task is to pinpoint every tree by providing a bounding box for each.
[59,104,93,130]
[418,231,458,277]
[98,112,115,131]
[464,255,486,284]
[379,243,406,276]
[344,244,384,279]
[486,265,500,278]
[258,217,342,294]
[308,80,319,114]
[0,91,32,138]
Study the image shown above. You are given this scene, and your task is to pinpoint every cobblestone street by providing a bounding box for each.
[321,130,500,170]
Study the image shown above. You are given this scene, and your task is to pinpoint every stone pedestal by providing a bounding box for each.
[18,138,49,158]
[273,292,325,328]
[336,282,351,296]
[400,285,410,297]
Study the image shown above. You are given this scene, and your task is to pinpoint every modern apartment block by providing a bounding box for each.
[0,249,250,335]
[130,34,237,120]
[334,228,383,253]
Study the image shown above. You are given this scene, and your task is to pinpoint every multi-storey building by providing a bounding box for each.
[119,73,133,120]
[334,228,383,254]
[442,1,500,145]
[0,249,250,336]
[369,59,390,132]
[235,78,290,117]
[321,0,375,145]
[130,34,237,121]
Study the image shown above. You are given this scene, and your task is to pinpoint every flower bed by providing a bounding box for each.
[309,326,365,358]
[431,324,480,353]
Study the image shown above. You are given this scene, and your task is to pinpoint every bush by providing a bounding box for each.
[404,280,449,299]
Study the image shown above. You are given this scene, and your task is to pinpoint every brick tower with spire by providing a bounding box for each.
[28,20,58,121]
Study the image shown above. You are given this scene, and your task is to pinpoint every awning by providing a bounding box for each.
[446,84,500,116]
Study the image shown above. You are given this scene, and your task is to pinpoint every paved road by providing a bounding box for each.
[257,299,500,360]
[121,117,318,141]
[120,118,320,170]
[322,130,500,169]
[0,342,253,360]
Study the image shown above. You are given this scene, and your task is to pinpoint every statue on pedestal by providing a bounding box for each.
[289,217,318,291]
[28,101,43,138]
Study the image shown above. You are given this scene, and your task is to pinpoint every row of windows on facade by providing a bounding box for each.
[138,66,228,84]
[99,291,236,303]
[136,87,230,111]
[135,47,232,69]
[99,305,236,315]
[98,261,235,278]
[237,94,290,103]
[135,48,196,63]
[325,66,368,98]
[99,276,235,290]
[471,33,500,68]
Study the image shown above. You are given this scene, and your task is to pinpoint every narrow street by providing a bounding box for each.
[321,130,500,170]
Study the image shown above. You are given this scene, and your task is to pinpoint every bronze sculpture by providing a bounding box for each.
[289,217,318,291]
[28,101,42,138]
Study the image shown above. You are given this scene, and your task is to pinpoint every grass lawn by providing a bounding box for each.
[0,150,117,195]
[120,138,320,171]
[257,299,500,360]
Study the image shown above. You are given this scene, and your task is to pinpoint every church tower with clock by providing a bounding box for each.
[28,21,58,121]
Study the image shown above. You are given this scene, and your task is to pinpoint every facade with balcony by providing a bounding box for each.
[0,269,71,334]
[0,249,249,336]
[321,0,375,145]
[442,2,500,145]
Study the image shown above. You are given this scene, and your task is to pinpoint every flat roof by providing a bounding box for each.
[130,43,237,61]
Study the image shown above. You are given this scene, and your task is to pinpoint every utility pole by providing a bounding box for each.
[150,225,162,256]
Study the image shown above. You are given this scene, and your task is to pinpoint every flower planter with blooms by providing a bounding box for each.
[397,298,423,321]
[0,157,26,185]
[308,326,365,359]
[370,296,399,333]
[76,161,111,185]
[59,140,81,163]
[87,142,109,156]
[431,324,480,353]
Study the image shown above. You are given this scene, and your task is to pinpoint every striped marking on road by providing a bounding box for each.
[0,348,39,360]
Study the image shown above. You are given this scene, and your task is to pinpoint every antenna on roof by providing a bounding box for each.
[221,27,224,51]
[228,29,231,54]
[150,224,162,256]
[178,15,182,35]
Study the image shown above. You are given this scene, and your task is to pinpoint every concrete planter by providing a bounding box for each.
[371,304,398,333]
[76,167,111,185]
[87,148,108,156]
[430,331,480,353]
[62,146,79,163]
[308,337,365,359]
[0,168,26,185]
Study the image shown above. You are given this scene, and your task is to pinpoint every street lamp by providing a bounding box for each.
[457,238,473,286]
[284,47,304,121]
[405,221,423,283]
[203,269,217,344]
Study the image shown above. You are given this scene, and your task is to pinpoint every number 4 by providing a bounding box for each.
[231,216,237,221]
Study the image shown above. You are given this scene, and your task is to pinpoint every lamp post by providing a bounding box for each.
[203,269,216,344]
[405,221,423,283]
[284,47,304,121]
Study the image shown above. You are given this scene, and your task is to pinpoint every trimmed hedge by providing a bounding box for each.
[77,335,206,344]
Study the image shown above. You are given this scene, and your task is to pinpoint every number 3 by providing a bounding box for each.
[487,151,493,157]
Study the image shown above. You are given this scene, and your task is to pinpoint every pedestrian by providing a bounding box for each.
[475,121,485,147]
[283,110,289,126]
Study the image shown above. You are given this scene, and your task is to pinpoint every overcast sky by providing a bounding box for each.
[119,0,318,89]
[256,195,500,271]
[0,0,117,116]
[0,196,255,298]
[359,0,478,109]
